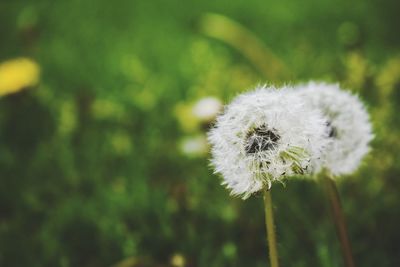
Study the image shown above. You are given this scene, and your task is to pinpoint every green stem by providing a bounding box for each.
[199,13,290,80]
[263,189,279,267]
[323,176,356,267]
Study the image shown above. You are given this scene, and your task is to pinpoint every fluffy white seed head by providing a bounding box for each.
[295,82,373,176]
[207,86,330,199]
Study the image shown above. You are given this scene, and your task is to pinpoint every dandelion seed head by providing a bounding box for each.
[295,82,373,176]
[207,86,329,199]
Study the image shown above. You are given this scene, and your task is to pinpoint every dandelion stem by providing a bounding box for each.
[323,176,355,267]
[263,189,279,267]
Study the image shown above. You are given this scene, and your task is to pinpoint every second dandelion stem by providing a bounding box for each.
[263,189,279,267]
[323,176,355,267]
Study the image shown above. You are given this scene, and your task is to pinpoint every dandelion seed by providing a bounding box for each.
[207,86,329,199]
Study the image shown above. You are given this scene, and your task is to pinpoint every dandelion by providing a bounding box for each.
[295,82,373,176]
[294,82,373,267]
[208,85,330,267]
[208,86,329,199]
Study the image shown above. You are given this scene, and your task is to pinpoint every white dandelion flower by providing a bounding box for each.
[207,86,330,199]
[295,82,373,176]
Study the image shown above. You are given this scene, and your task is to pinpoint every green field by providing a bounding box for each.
[0,0,399,266]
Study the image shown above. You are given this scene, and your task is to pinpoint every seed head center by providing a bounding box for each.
[245,124,280,154]
[326,121,337,138]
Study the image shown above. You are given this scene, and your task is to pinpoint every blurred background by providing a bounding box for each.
[0,0,400,266]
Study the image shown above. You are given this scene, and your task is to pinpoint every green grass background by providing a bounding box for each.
[0,0,400,266]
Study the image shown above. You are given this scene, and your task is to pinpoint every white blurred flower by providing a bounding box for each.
[295,82,373,176]
[192,97,222,122]
[179,135,208,157]
[208,86,329,199]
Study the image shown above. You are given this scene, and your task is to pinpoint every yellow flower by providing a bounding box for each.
[0,57,40,96]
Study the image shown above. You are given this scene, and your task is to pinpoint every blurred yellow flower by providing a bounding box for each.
[174,102,198,133]
[0,57,40,96]
[170,253,185,267]
[376,56,400,98]
[344,52,368,90]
